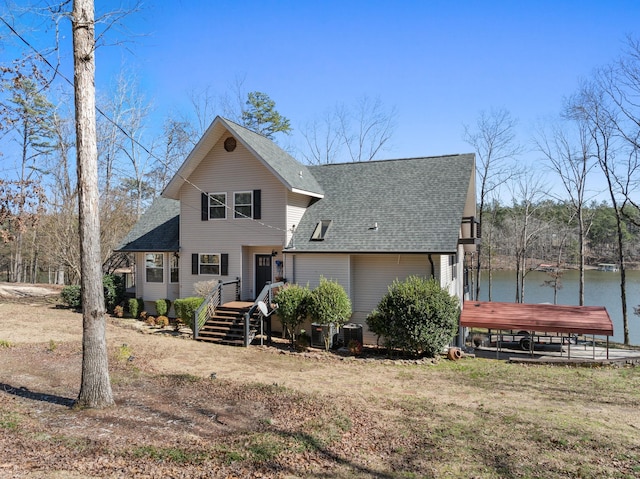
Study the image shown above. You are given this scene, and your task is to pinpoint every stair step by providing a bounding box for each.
[195,302,263,346]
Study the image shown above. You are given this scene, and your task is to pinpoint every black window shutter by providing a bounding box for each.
[192,254,199,275]
[201,193,208,221]
[221,254,229,276]
[253,189,261,219]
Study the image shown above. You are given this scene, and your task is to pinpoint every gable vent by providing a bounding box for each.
[224,137,237,152]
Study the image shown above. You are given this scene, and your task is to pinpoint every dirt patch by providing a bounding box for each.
[0,282,62,299]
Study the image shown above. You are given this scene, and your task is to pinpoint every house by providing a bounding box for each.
[117,116,479,344]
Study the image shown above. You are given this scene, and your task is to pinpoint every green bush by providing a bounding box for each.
[274,283,312,348]
[128,297,141,319]
[310,277,352,350]
[103,274,125,313]
[366,276,459,357]
[155,299,168,317]
[59,275,125,312]
[174,297,204,331]
[60,285,82,310]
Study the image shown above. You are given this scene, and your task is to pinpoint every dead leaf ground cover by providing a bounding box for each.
[1,295,640,478]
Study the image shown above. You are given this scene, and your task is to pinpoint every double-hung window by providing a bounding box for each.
[145,253,164,283]
[234,191,252,219]
[199,254,220,275]
[208,193,226,219]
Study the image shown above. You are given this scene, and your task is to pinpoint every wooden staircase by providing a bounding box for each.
[197,302,261,346]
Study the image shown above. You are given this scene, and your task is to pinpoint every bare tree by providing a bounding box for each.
[339,96,396,162]
[505,169,549,303]
[72,0,114,408]
[535,113,596,305]
[300,95,396,165]
[299,109,343,165]
[187,84,220,138]
[463,108,522,300]
[147,114,193,192]
[42,105,77,284]
[105,72,154,217]
[575,48,640,344]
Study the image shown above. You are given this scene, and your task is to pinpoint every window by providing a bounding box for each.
[208,193,226,219]
[145,253,164,283]
[311,220,332,241]
[192,253,229,276]
[170,254,179,283]
[234,191,252,218]
[199,254,220,275]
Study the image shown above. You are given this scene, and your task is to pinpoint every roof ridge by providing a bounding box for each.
[308,153,475,169]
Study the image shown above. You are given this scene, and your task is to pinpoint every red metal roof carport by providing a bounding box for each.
[460,301,614,359]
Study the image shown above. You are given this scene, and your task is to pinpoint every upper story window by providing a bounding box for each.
[202,190,260,221]
[145,253,164,283]
[234,191,253,219]
[208,193,226,219]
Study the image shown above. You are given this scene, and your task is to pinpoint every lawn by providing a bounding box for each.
[1,299,639,478]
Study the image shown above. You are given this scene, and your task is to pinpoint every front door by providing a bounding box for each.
[255,255,272,297]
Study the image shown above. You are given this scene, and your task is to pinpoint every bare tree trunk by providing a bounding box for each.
[73,0,114,409]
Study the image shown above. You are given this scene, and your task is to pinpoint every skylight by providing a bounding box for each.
[311,220,332,241]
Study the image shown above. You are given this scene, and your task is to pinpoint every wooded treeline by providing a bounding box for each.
[481,199,640,270]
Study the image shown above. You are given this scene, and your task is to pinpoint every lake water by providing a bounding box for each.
[477,269,640,345]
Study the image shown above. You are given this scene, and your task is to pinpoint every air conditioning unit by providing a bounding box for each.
[311,323,337,348]
[341,323,363,346]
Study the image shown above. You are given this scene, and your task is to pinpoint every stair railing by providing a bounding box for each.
[243,281,284,347]
[193,277,240,340]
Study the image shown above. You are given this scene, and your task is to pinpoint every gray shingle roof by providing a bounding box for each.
[163,116,323,199]
[116,197,180,252]
[222,118,324,197]
[288,154,474,253]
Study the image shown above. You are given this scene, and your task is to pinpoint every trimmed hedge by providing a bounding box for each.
[174,297,204,331]
[155,299,169,317]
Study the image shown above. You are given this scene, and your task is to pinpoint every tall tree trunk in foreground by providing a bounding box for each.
[73,0,114,408]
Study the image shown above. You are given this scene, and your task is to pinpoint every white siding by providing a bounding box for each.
[178,137,289,299]
[286,191,309,247]
[351,254,431,345]
[288,253,351,334]
[290,254,351,293]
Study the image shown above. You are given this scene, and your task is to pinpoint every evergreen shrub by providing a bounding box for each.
[174,297,204,330]
[366,276,459,357]
[60,285,82,310]
[310,277,352,350]
[274,283,312,348]
[155,299,168,317]
[103,274,125,313]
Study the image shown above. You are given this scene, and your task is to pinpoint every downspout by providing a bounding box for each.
[428,254,435,279]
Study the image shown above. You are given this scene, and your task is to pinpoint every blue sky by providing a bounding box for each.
[2,0,640,186]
